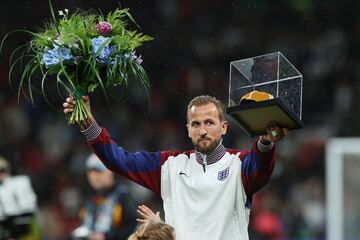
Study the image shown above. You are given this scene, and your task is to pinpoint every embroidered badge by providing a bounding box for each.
[218,167,229,181]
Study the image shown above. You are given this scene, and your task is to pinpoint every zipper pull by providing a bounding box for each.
[202,155,207,173]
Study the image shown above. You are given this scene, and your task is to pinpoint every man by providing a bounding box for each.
[0,156,40,239]
[63,95,288,240]
[72,154,137,240]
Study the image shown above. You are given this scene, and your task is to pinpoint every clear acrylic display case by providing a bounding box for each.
[227,52,303,136]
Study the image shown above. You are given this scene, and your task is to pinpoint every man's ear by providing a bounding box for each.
[186,123,191,138]
[221,121,228,135]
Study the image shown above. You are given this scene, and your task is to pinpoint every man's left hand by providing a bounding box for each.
[260,121,288,144]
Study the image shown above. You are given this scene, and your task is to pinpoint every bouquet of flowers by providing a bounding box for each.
[2,1,153,126]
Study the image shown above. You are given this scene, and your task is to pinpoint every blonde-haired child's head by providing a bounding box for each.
[128,220,175,240]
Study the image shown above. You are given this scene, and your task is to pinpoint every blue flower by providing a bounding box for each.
[91,36,114,64]
[41,46,74,68]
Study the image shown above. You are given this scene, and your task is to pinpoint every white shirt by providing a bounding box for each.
[161,151,250,240]
[0,175,37,220]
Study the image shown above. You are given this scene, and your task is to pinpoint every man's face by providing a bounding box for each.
[187,103,227,154]
[86,169,114,191]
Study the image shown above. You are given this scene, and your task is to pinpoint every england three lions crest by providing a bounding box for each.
[218,167,230,181]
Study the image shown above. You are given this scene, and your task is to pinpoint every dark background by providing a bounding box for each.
[1,0,359,239]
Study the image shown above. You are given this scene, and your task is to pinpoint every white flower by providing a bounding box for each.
[58,10,64,16]
[65,9,69,14]
[69,42,79,49]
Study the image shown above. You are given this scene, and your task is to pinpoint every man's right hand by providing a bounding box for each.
[63,95,94,128]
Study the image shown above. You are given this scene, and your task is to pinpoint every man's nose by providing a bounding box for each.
[199,126,207,136]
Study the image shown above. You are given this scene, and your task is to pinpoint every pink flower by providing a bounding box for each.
[96,22,112,36]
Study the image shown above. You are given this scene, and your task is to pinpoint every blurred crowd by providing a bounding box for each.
[1,0,359,239]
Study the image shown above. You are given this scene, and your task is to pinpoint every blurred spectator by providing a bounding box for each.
[0,156,40,239]
[72,154,137,240]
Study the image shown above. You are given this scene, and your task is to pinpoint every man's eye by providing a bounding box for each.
[192,122,199,127]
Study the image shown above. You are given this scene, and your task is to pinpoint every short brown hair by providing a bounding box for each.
[187,95,225,122]
[128,221,175,240]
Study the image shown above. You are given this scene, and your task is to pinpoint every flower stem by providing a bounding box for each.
[66,94,91,126]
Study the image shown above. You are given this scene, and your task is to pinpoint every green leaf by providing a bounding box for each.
[87,83,98,92]
[48,0,60,34]
[41,70,62,112]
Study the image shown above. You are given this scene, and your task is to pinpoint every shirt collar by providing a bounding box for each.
[195,140,227,165]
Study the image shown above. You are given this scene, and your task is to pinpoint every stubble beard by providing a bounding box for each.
[194,137,222,155]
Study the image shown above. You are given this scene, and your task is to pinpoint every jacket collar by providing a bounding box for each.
[195,140,226,165]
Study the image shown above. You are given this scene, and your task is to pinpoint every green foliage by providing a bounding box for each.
[1,3,153,125]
